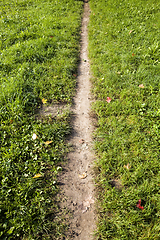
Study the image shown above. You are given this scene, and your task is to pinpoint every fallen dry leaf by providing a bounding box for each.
[83,195,94,208]
[139,84,144,88]
[106,97,111,103]
[124,163,131,169]
[79,172,87,179]
[44,140,53,145]
[82,208,88,214]
[33,173,42,179]
[137,199,144,210]
[42,98,47,104]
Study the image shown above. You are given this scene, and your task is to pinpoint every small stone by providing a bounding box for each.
[79,139,85,144]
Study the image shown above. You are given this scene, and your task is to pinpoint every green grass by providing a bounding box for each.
[89,0,160,239]
[0,0,83,239]
[0,0,83,103]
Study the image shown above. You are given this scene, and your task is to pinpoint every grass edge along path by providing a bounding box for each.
[0,0,83,239]
[89,0,160,239]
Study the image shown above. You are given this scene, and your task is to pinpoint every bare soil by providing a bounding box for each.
[58,2,96,239]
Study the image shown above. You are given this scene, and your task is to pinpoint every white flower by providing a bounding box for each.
[32,133,37,140]
[57,166,62,171]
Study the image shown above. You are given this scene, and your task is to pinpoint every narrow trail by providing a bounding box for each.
[59,2,96,239]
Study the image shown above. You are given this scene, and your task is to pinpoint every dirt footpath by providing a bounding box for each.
[59,2,96,239]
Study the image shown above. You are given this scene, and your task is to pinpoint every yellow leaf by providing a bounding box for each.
[33,173,42,179]
[44,140,53,145]
[42,98,47,104]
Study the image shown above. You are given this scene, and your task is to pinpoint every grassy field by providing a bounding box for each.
[0,0,83,239]
[89,0,160,239]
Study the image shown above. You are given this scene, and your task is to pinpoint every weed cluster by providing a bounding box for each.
[89,0,160,239]
[0,0,83,239]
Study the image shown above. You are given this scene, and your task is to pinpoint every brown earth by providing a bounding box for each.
[58,2,96,239]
